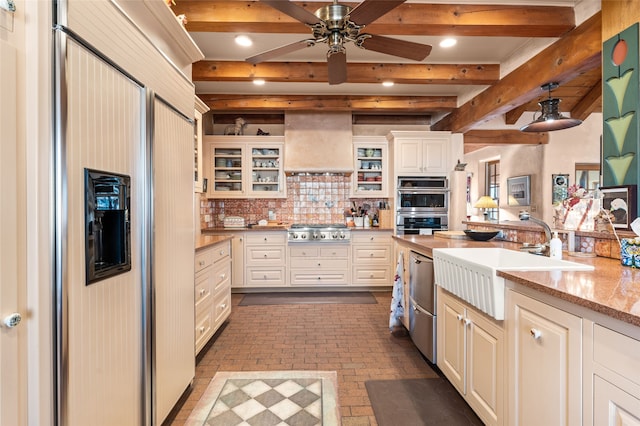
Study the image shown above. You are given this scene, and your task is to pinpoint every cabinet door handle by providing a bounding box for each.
[221,303,227,309]
[463,318,471,326]
[318,262,321,266]
[370,237,374,241]
[530,328,542,339]
[200,289,206,296]
[264,237,268,241]
[264,254,268,258]
[457,314,464,322]
[220,250,225,255]
[199,260,205,266]
[199,327,205,334]
[220,273,226,280]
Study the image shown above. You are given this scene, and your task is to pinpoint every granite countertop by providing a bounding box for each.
[394,235,640,327]
[195,234,234,250]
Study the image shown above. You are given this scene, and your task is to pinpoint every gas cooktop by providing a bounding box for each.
[288,223,350,242]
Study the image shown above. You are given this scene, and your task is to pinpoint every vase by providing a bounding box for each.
[562,198,601,231]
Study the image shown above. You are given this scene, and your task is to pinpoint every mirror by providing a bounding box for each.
[575,162,600,191]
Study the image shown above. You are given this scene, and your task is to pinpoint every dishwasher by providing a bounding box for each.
[409,251,436,363]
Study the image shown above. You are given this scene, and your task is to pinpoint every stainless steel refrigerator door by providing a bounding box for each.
[409,297,437,364]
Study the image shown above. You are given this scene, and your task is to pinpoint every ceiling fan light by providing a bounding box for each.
[234,35,253,47]
[520,84,582,132]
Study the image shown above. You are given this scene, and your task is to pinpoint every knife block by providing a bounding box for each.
[378,210,393,229]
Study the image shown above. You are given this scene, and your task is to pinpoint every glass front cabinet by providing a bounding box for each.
[351,136,389,198]
[204,136,285,198]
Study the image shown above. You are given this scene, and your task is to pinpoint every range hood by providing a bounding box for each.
[284,112,354,175]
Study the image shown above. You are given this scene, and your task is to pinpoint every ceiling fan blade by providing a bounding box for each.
[261,0,322,25]
[348,0,406,26]
[246,39,313,64]
[360,34,432,61]
[327,51,347,85]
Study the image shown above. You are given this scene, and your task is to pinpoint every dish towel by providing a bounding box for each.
[389,253,405,331]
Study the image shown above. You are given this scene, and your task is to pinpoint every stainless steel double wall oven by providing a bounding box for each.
[396,176,449,235]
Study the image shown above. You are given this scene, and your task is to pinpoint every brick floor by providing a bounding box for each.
[165,291,440,425]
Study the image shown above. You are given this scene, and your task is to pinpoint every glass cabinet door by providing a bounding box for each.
[213,146,244,194]
[250,145,284,196]
[352,139,388,198]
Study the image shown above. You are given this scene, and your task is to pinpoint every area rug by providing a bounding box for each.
[366,378,483,426]
[185,370,340,426]
[238,291,377,306]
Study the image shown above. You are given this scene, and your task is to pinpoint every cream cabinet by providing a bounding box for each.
[352,137,389,198]
[388,131,451,175]
[351,231,393,286]
[437,287,504,426]
[231,233,245,288]
[586,322,640,426]
[507,289,582,426]
[203,136,285,198]
[245,231,287,287]
[195,240,231,354]
[289,244,350,286]
[194,97,209,193]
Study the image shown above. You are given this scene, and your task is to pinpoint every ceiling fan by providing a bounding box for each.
[246,0,433,85]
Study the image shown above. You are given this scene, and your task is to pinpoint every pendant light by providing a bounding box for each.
[520,82,582,132]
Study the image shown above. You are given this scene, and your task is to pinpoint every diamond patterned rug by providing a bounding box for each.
[185,371,340,426]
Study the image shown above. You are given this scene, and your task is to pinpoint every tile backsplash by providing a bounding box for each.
[200,174,387,228]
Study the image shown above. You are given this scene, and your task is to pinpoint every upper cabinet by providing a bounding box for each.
[351,136,389,198]
[388,131,451,176]
[203,136,286,199]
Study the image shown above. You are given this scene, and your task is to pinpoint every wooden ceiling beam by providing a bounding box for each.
[431,11,602,133]
[198,94,457,113]
[464,130,549,146]
[571,79,602,121]
[175,2,575,37]
[192,61,500,85]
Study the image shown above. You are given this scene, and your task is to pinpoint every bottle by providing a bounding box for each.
[550,231,562,259]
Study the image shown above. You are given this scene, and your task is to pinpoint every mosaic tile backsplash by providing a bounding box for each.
[200,174,387,228]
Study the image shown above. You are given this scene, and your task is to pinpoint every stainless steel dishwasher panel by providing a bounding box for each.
[409,298,436,363]
[408,251,436,363]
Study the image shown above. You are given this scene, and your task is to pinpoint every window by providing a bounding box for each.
[485,160,500,220]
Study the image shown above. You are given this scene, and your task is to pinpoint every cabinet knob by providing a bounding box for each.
[463,318,471,326]
[200,289,206,296]
[220,250,225,255]
[220,273,226,280]
[318,262,321,266]
[530,328,542,339]
[199,327,205,334]
[457,314,464,322]
[264,237,268,241]
[221,303,227,309]
[264,254,268,258]
[370,237,374,241]
[370,253,374,257]
[199,260,205,266]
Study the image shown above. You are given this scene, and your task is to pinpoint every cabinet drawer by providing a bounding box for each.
[289,246,320,258]
[213,259,231,292]
[319,246,349,258]
[352,232,392,244]
[195,249,214,273]
[290,270,349,286]
[213,286,231,324]
[352,267,392,284]
[593,324,640,386]
[195,272,213,310]
[245,233,287,245]
[353,246,392,262]
[195,311,213,354]
[290,259,348,269]
[246,267,286,286]
[246,246,285,264]
[212,241,231,263]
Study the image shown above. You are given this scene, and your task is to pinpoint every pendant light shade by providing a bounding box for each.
[520,83,582,132]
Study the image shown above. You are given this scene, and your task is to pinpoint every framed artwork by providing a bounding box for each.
[507,175,531,206]
[601,185,637,230]
[552,174,569,204]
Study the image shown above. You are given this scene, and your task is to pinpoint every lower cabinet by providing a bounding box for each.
[195,240,232,354]
[437,287,504,426]
[351,231,393,286]
[507,289,582,426]
[231,233,244,288]
[289,244,350,286]
[245,231,286,287]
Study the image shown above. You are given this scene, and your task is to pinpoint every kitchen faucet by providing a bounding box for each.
[519,210,552,255]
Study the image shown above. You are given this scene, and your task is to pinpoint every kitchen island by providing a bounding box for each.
[395,234,640,426]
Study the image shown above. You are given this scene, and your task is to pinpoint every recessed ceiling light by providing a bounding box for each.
[382,81,394,87]
[235,35,253,47]
[253,79,265,86]
[439,38,457,48]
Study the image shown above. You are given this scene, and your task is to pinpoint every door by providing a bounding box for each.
[0,38,24,426]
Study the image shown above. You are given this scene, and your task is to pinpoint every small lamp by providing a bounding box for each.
[474,196,498,221]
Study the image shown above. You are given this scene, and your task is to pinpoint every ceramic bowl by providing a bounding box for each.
[464,230,499,241]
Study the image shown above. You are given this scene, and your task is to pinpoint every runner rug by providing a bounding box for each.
[238,291,377,306]
[365,378,483,426]
[185,371,340,426]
